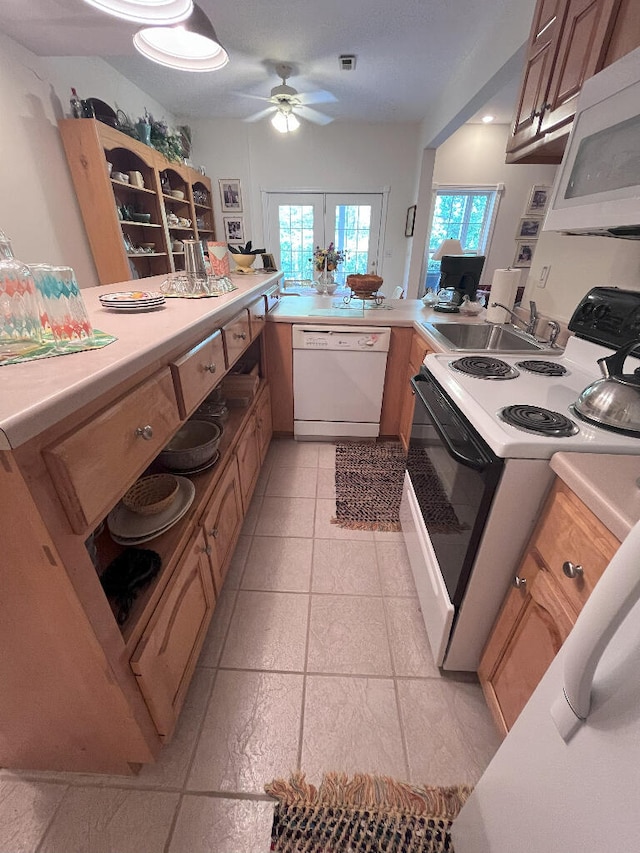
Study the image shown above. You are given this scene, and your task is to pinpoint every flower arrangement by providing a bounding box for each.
[137,110,184,162]
[312,242,346,272]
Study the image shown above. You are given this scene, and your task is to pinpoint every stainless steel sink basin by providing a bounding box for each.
[423,322,547,353]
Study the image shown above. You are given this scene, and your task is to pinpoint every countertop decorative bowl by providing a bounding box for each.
[347,273,384,298]
[122,473,179,516]
[233,253,256,271]
[158,420,222,471]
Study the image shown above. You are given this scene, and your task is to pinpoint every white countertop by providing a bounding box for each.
[0,271,281,450]
[270,295,450,327]
[551,453,640,542]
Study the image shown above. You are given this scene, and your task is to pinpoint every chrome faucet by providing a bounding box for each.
[490,300,539,336]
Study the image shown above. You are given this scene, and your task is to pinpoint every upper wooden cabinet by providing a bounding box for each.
[58,118,214,285]
[506,0,639,164]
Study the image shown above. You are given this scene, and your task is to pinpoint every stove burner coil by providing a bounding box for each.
[450,356,519,380]
[515,360,568,377]
[499,404,579,437]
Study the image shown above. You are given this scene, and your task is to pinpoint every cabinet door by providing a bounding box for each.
[255,385,273,462]
[507,0,565,153]
[170,329,226,418]
[131,529,214,738]
[201,455,244,593]
[236,413,261,511]
[539,0,621,138]
[480,555,575,735]
[398,334,432,450]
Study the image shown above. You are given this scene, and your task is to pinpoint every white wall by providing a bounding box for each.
[432,123,558,291]
[0,32,177,288]
[188,117,421,295]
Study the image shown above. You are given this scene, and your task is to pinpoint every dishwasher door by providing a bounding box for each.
[292,325,390,439]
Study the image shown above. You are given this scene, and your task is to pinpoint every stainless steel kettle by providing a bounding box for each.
[574,338,640,435]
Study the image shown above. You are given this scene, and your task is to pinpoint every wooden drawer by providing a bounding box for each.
[248,295,266,341]
[200,455,243,593]
[170,330,226,418]
[44,369,181,533]
[131,528,214,738]
[264,284,280,314]
[222,309,250,368]
[409,332,432,369]
[532,481,620,616]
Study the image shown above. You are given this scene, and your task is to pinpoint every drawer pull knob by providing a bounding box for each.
[562,561,584,580]
[512,575,527,589]
[233,331,247,340]
[135,425,154,441]
[209,527,219,538]
[204,545,212,555]
[205,363,217,374]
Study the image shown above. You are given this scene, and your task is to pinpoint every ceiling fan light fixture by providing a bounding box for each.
[82,0,193,25]
[271,109,300,133]
[133,3,229,72]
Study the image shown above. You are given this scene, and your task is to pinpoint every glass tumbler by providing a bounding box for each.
[28,265,93,349]
[0,230,43,357]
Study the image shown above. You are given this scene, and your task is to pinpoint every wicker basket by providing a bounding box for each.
[347,273,384,298]
[123,474,179,516]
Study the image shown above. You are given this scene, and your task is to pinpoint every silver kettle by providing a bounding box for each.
[574,338,640,435]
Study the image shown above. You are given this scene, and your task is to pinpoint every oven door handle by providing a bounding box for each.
[410,375,486,471]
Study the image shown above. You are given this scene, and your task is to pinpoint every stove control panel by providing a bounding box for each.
[569,287,640,348]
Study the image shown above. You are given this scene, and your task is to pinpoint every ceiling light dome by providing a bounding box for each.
[271,104,300,133]
[133,4,229,72]
[82,0,193,25]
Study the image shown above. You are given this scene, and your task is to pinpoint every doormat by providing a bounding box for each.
[333,442,465,534]
[266,772,471,853]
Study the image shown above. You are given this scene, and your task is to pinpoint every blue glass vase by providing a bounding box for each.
[136,121,151,145]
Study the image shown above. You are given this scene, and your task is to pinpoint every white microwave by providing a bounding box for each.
[543,46,640,239]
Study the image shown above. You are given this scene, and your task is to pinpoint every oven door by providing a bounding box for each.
[401,368,503,664]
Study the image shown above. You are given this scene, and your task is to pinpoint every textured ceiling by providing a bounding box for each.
[0,0,521,124]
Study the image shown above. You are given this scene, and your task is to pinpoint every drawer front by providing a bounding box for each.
[264,284,280,314]
[44,369,181,533]
[222,309,250,368]
[248,296,266,341]
[170,330,226,418]
[131,529,214,737]
[532,481,620,615]
[201,455,243,592]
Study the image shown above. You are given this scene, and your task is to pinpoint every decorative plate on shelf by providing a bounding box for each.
[107,477,195,545]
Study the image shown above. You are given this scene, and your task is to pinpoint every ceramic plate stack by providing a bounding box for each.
[99,291,165,312]
[107,477,195,545]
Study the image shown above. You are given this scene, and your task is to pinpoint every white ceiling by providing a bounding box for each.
[0,0,520,126]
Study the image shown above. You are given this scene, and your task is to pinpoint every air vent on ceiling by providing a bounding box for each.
[339,55,356,71]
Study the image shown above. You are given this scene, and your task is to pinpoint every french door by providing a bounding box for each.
[264,192,383,285]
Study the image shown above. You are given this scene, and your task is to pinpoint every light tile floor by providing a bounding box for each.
[0,439,501,853]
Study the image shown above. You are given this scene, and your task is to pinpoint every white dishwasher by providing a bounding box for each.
[292,325,391,439]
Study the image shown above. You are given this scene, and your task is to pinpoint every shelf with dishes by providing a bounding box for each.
[111,179,156,196]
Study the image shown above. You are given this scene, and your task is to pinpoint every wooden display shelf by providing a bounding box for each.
[121,221,163,228]
[112,180,156,196]
[127,252,167,258]
[193,202,212,210]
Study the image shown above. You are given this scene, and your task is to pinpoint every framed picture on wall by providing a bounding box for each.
[517,217,543,239]
[219,178,243,212]
[223,216,245,243]
[405,204,417,237]
[513,239,536,268]
[524,185,551,216]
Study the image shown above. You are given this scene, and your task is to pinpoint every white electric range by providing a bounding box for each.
[401,287,640,672]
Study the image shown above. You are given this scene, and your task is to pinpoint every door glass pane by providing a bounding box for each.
[334,205,372,284]
[278,205,315,280]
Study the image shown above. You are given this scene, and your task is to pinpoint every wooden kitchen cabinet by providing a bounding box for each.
[170,329,227,418]
[200,454,244,593]
[222,309,251,369]
[58,118,214,285]
[479,479,620,736]
[236,410,262,510]
[398,332,433,450]
[506,0,639,164]
[131,527,215,738]
[255,384,273,462]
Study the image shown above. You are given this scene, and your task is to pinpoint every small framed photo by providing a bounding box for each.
[524,184,551,216]
[261,252,277,272]
[223,216,245,244]
[405,204,417,237]
[219,178,243,212]
[517,217,543,239]
[513,240,536,268]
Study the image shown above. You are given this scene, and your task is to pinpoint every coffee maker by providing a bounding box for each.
[433,255,486,313]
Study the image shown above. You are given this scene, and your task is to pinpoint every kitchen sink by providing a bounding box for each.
[422,322,548,353]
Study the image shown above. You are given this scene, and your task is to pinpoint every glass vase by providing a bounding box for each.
[315,269,335,294]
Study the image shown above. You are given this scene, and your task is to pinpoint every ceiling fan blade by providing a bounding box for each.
[236,92,273,103]
[244,106,276,123]
[296,90,338,106]
[297,106,334,125]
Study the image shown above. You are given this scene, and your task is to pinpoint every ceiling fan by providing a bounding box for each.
[243,64,337,132]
